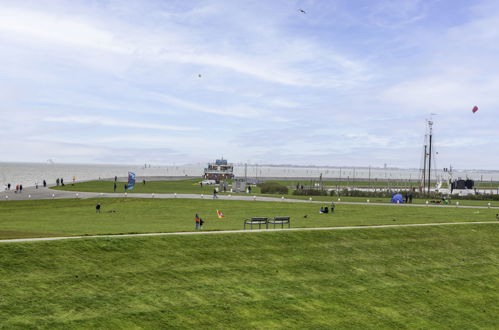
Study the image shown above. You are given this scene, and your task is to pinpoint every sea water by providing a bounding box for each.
[1,162,498,189]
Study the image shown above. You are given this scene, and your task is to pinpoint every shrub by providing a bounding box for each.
[293,189,328,196]
[258,182,288,195]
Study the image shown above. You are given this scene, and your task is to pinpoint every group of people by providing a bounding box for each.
[55,178,65,186]
[320,202,336,214]
[403,192,414,203]
[195,214,205,230]
[5,180,47,192]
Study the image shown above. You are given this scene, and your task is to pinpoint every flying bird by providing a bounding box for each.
[472,105,478,113]
[299,9,306,14]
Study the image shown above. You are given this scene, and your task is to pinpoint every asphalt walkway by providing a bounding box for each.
[2,186,498,210]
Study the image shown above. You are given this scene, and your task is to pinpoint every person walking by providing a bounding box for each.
[96,203,101,213]
[113,182,117,192]
[43,180,47,188]
[61,178,64,186]
[7,183,10,190]
[19,184,23,193]
[124,184,127,192]
[213,188,218,199]
[56,178,59,186]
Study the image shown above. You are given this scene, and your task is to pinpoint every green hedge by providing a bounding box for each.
[258,182,289,195]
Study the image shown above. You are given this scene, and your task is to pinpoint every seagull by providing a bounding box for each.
[299,9,306,14]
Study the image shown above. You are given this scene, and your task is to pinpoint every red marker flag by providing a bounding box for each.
[472,105,478,113]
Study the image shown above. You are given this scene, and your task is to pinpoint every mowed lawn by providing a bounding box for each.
[52,179,499,207]
[0,198,497,239]
[1,225,498,328]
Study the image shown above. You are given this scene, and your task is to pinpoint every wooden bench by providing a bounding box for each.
[268,216,291,229]
[244,217,268,230]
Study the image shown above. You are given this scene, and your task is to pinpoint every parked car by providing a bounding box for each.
[200,180,216,185]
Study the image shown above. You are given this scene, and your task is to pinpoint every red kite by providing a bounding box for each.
[472,105,478,113]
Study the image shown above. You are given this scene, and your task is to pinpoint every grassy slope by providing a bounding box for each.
[0,225,498,328]
[0,198,497,239]
[52,179,499,207]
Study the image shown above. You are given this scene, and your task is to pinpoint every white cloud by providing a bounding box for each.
[43,116,194,131]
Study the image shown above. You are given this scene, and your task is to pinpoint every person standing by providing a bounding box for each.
[113,182,117,192]
[19,184,23,193]
[56,178,59,186]
[114,176,117,182]
[124,184,127,192]
[61,178,64,186]
[96,203,101,213]
[7,183,10,190]
[195,214,201,230]
[43,180,47,187]
[35,181,38,189]
[213,188,218,199]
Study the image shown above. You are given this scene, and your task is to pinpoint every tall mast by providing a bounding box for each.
[422,144,427,192]
[427,120,433,194]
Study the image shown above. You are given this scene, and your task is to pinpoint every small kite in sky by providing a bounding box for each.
[198,74,202,78]
[472,105,478,113]
[299,9,306,14]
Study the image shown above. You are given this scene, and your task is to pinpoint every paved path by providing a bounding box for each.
[2,186,498,210]
[2,221,498,244]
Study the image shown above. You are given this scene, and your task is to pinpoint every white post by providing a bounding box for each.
[152,193,155,198]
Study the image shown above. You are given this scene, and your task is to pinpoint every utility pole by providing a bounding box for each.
[427,120,433,194]
[422,144,427,193]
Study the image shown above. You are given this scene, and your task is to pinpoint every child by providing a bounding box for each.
[200,218,205,230]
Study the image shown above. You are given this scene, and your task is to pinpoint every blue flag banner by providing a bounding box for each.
[127,172,136,190]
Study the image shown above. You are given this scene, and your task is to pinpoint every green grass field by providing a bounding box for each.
[0,198,497,240]
[52,179,499,207]
[1,225,498,328]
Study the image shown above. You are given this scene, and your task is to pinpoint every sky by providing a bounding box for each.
[0,0,498,169]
